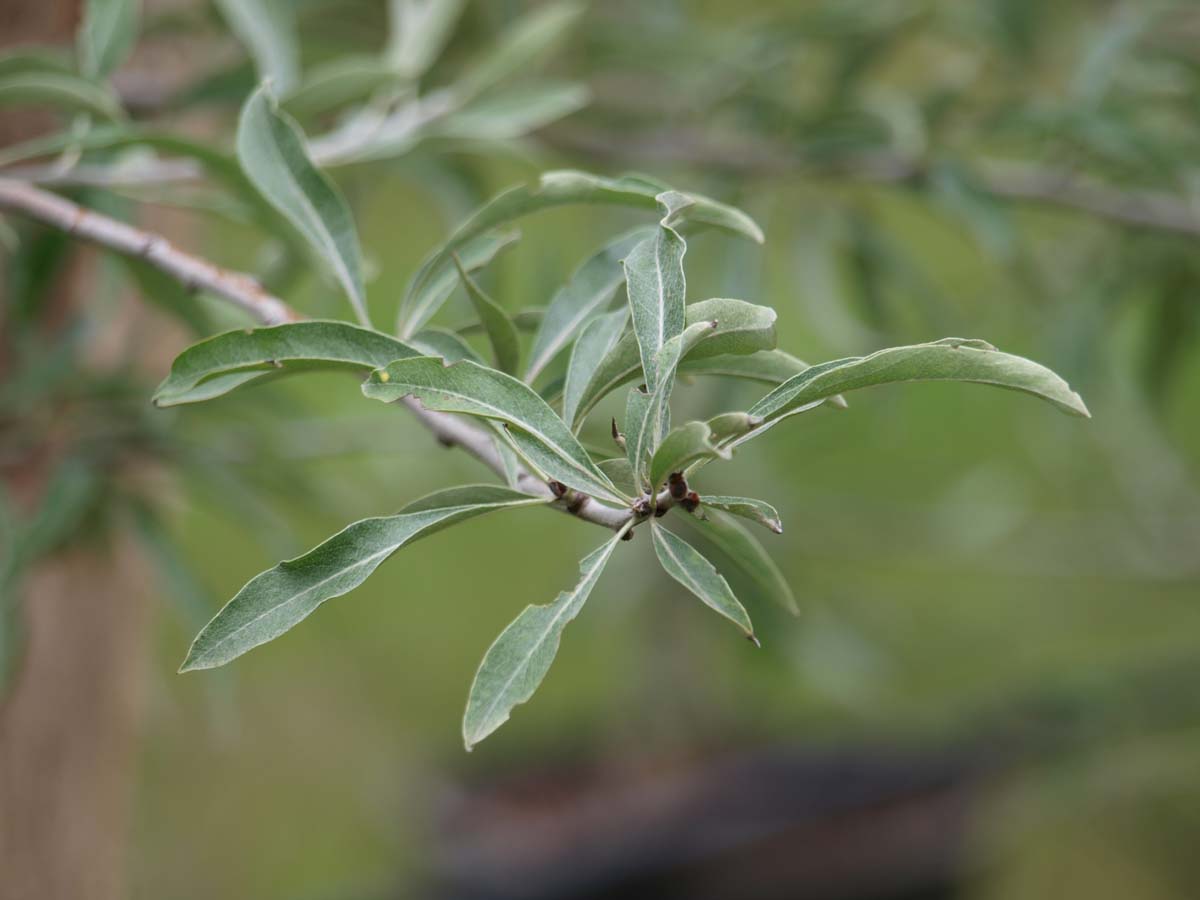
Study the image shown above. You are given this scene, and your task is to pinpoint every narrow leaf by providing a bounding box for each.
[452,254,520,374]
[562,307,628,429]
[387,0,464,77]
[705,412,762,442]
[623,386,652,486]
[154,321,419,407]
[236,83,368,324]
[679,509,797,615]
[648,421,730,492]
[700,496,783,534]
[462,523,627,749]
[0,71,123,120]
[748,337,1091,424]
[651,523,756,641]
[411,327,483,364]
[625,225,686,392]
[283,56,405,119]
[363,357,627,503]
[214,0,299,95]
[78,0,140,80]
[432,80,590,142]
[526,229,648,382]
[181,485,544,671]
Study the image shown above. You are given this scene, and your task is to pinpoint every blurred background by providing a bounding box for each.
[3,1,1200,898]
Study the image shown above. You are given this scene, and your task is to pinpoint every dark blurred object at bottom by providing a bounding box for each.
[432,744,985,900]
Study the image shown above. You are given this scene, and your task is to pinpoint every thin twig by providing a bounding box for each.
[0,177,653,531]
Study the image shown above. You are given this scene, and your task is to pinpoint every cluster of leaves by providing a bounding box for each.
[1,1,1093,748]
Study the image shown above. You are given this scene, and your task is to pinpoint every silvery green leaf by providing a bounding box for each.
[432,80,590,142]
[236,84,368,325]
[648,421,730,492]
[397,171,761,336]
[458,308,542,336]
[569,298,777,427]
[0,70,123,120]
[180,485,545,671]
[651,523,756,642]
[625,225,686,392]
[623,386,652,487]
[411,327,483,364]
[679,509,797,615]
[153,321,419,407]
[214,0,298,95]
[699,496,783,534]
[363,357,627,503]
[452,255,520,374]
[748,337,1091,424]
[704,412,762,442]
[596,457,636,496]
[678,349,808,383]
[78,0,139,80]
[406,229,520,335]
[527,229,648,383]
[462,523,627,749]
[562,307,629,429]
[283,56,404,119]
[656,189,764,245]
[387,0,464,77]
[453,2,585,104]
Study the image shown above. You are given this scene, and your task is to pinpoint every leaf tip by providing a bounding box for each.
[747,632,761,649]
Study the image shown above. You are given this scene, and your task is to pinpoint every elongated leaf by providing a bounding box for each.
[181,485,544,671]
[283,56,404,119]
[651,523,756,641]
[527,229,648,382]
[452,255,520,374]
[154,321,419,407]
[705,412,762,442]
[387,0,464,77]
[408,228,520,329]
[678,509,797,615]
[562,307,628,429]
[398,171,762,335]
[433,80,590,142]
[462,523,627,749]
[363,357,627,503]
[78,0,140,79]
[623,386,652,485]
[625,225,686,391]
[459,307,541,336]
[596,457,636,496]
[649,421,730,492]
[570,298,777,427]
[678,348,809,383]
[215,0,299,94]
[656,189,764,246]
[453,2,585,103]
[237,84,369,324]
[700,496,783,534]
[748,338,1091,425]
[0,49,73,78]
[0,71,123,120]
[411,327,483,364]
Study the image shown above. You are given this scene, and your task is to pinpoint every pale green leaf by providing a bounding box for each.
[526,229,648,382]
[704,412,762,442]
[411,327,483,364]
[283,56,405,119]
[748,337,1091,425]
[623,386,652,486]
[363,357,627,503]
[699,496,783,534]
[462,523,627,749]
[648,421,730,492]
[625,224,686,392]
[452,254,520,374]
[405,228,520,334]
[656,188,764,246]
[180,485,545,671]
[0,71,123,120]
[562,307,629,429]
[387,0,464,77]
[596,457,636,496]
[153,321,419,407]
[236,84,368,325]
[78,0,140,79]
[679,509,797,615]
[651,523,756,641]
[214,0,299,94]
[432,80,590,142]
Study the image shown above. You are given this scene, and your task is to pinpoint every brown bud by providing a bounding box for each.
[667,472,688,499]
[681,491,701,513]
[548,480,568,498]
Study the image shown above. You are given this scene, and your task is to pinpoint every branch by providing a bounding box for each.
[0,178,654,532]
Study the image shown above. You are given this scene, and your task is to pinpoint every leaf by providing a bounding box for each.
[405,228,520,334]
[699,496,783,534]
[397,171,762,336]
[492,432,524,489]
[214,0,299,95]
[562,307,629,429]
[452,254,520,374]
[154,321,419,407]
[747,337,1091,425]
[78,0,140,80]
[526,229,648,382]
[596,457,636,496]
[283,56,405,119]
[180,485,545,671]
[432,80,590,142]
[363,357,627,503]
[0,70,123,120]
[648,421,730,492]
[625,224,687,392]
[410,327,483,364]
[704,412,762,442]
[453,2,585,104]
[236,83,368,325]
[569,298,778,427]
[678,510,797,615]
[677,348,809,384]
[623,386,652,485]
[656,189,764,246]
[462,523,627,749]
[651,523,756,641]
[387,0,465,77]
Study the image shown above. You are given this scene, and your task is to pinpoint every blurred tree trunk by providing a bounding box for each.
[0,3,150,900]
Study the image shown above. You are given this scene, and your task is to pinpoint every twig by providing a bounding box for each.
[0,177,652,531]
